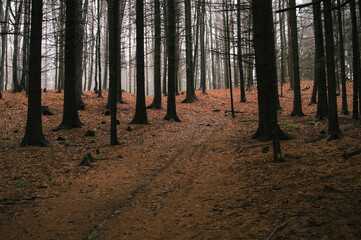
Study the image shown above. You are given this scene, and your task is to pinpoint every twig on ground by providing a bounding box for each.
[343,149,361,159]
[266,221,290,240]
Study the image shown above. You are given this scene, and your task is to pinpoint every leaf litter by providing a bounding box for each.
[0,80,361,239]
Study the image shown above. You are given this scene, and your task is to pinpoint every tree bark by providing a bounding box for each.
[53,0,83,131]
[131,0,149,124]
[182,0,196,103]
[350,0,360,119]
[0,0,10,95]
[20,0,31,93]
[164,0,181,122]
[313,0,328,119]
[57,0,65,93]
[21,0,49,147]
[324,0,342,141]
[279,0,286,98]
[148,0,163,109]
[289,0,304,116]
[252,0,286,162]
[12,0,24,93]
[200,0,207,95]
[108,0,120,145]
[225,0,235,117]
[337,0,349,115]
[238,0,246,102]
[97,0,102,98]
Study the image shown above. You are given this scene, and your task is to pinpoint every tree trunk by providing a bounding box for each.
[108,0,120,145]
[357,0,361,114]
[164,0,181,122]
[350,0,359,120]
[200,0,207,95]
[148,0,162,109]
[209,4,217,90]
[128,1,132,93]
[76,0,87,109]
[225,0,235,117]
[246,12,253,91]
[238,0,246,102]
[182,0,196,103]
[193,7,200,91]
[53,0,83,131]
[162,2,168,96]
[106,0,127,106]
[279,0,286,98]
[20,0,31,93]
[51,0,59,92]
[287,4,294,91]
[337,0,349,115]
[313,0,328,120]
[87,14,95,91]
[12,0,24,93]
[57,0,65,93]
[21,0,49,147]
[252,0,288,162]
[324,0,342,141]
[103,6,109,91]
[131,0,149,124]
[223,7,230,90]
[0,0,10,95]
[97,0,102,98]
[289,0,304,116]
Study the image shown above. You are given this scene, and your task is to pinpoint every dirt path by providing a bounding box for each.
[90,123,232,239]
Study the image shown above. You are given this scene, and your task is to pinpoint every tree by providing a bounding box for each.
[53,0,83,131]
[358,0,361,114]
[252,0,286,162]
[20,0,49,147]
[96,0,102,99]
[350,0,359,120]
[225,0,235,117]
[237,0,246,103]
[12,0,24,93]
[200,0,207,95]
[313,0,328,119]
[147,0,162,109]
[75,0,87,110]
[106,0,127,108]
[324,0,342,141]
[278,0,286,98]
[20,0,31,92]
[337,0,349,115]
[108,0,120,145]
[182,0,196,103]
[56,0,66,93]
[164,0,180,122]
[289,0,304,117]
[0,0,10,98]
[131,0,149,124]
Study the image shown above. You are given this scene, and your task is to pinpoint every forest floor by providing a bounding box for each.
[1,80,361,240]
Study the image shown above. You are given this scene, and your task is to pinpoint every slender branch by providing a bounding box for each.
[276,0,322,13]
[276,0,351,13]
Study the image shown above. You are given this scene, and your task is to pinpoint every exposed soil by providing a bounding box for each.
[1,81,361,240]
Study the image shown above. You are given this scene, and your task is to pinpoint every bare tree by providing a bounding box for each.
[252,0,286,162]
[21,0,49,147]
[53,0,83,131]
[164,0,180,122]
[324,0,342,141]
[131,0,149,124]
[289,0,304,117]
[147,0,163,109]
